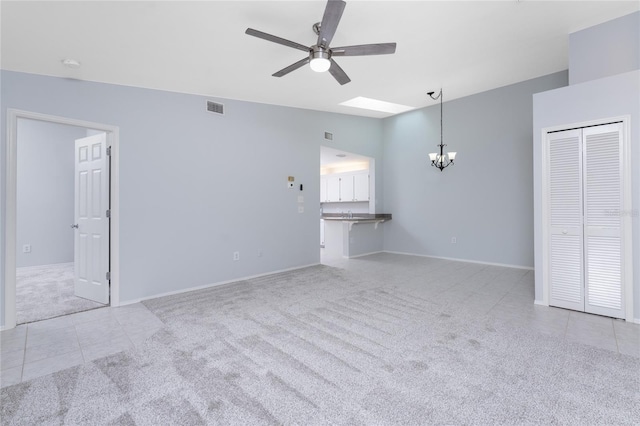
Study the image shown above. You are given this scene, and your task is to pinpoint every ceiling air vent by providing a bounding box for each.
[324,131,333,141]
[206,100,224,115]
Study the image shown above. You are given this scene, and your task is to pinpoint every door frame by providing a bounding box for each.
[3,109,121,329]
[540,115,633,322]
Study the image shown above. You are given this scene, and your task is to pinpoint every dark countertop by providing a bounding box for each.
[322,213,391,221]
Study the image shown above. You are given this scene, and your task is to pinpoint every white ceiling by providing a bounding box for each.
[2,1,638,118]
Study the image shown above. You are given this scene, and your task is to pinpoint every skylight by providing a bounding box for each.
[339,97,414,114]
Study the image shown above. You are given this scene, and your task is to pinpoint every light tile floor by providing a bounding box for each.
[1,303,164,388]
[2,255,639,390]
[322,254,640,359]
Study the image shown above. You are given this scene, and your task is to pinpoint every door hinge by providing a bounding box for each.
[106,146,112,156]
[106,209,111,218]
[106,271,111,281]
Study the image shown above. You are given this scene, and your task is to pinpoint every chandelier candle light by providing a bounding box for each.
[428,89,456,171]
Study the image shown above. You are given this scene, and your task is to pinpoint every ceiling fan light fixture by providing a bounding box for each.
[310,48,331,72]
[310,57,331,72]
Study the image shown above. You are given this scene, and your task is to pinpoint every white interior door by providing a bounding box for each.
[548,129,584,312]
[583,123,624,319]
[74,133,110,304]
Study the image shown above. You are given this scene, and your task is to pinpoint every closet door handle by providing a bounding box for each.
[562,229,568,234]
[71,224,79,229]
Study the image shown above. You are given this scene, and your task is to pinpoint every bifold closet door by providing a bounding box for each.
[548,129,584,312]
[583,123,624,319]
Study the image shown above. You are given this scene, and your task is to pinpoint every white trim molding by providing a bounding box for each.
[346,251,384,259]
[3,109,121,329]
[118,262,321,307]
[383,250,534,270]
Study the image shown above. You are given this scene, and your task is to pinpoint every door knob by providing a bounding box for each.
[71,224,79,229]
[562,229,568,234]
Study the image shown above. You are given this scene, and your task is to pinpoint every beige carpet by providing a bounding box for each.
[16,263,106,324]
[2,255,638,424]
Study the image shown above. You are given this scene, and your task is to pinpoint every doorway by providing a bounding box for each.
[3,109,121,330]
[15,120,109,324]
[542,117,633,321]
[319,146,374,264]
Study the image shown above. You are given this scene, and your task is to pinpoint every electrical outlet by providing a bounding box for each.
[23,244,31,253]
[451,237,457,244]
[233,251,240,261]
[298,205,304,213]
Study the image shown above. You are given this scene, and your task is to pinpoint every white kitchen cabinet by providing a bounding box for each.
[340,175,354,201]
[353,172,369,201]
[321,171,369,203]
[320,176,340,202]
[326,176,341,202]
[320,177,327,202]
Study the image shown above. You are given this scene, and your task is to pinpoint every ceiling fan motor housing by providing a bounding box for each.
[311,46,331,61]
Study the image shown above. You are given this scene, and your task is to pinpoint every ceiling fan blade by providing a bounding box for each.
[317,0,346,47]
[245,28,310,52]
[328,59,351,85]
[272,57,310,77]
[331,43,397,57]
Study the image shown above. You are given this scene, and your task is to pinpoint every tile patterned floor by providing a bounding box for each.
[1,303,164,388]
[322,254,640,359]
[2,254,639,390]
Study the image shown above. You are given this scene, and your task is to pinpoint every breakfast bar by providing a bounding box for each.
[321,213,391,258]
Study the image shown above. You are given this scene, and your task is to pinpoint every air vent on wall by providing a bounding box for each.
[206,100,224,115]
[324,131,333,141]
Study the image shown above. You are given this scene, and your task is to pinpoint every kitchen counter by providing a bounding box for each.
[321,213,391,258]
[322,213,392,221]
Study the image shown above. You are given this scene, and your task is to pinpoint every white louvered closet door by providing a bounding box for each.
[548,129,584,312]
[583,123,624,319]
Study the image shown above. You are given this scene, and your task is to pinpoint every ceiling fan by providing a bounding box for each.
[245,0,396,85]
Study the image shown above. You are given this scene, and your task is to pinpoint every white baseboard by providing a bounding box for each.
[534,300,547,306]
[383,250,534,271]
[118,262,321,306]
[347,251,383,259]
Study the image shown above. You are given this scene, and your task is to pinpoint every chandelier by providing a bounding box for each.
[428,89,456,171]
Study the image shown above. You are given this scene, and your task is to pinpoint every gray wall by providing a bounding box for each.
[569,11,639,85]
[0,70,383,326]
[381,71,568,268]
[535,11,640,320]
[16,119,85,267]
[533,69,640,319]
